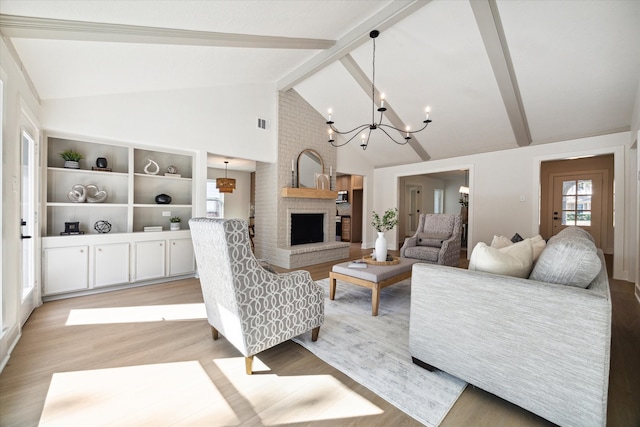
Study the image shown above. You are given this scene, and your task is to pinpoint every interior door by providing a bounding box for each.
[551,173,603,248]
[20,129,38,324]
[405,185,421,236]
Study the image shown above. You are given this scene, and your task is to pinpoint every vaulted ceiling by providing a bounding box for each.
[1,0,638,169]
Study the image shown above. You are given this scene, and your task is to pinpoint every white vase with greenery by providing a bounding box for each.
[371,208,398,262]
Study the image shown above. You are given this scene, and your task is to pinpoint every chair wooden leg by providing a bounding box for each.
[211,326,219,341]
[245,356,254,375]
[311,326,320,341]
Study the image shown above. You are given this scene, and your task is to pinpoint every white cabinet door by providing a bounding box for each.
[94,243,130,287]
[44,246,89,295]
[135,240,166,281]
[169,238,195,276]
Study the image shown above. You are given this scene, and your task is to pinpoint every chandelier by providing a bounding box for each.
[327,29,432,150]
[216,161,236,193]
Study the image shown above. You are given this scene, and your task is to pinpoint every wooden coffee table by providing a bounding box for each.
[329,257,422,316]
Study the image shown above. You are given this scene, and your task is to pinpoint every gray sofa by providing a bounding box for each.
[409,227,611,427]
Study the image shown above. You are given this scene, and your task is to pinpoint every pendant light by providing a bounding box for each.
[216,161,236,193]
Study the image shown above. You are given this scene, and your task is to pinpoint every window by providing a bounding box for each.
[562,179,592,226]
[206,180,224,218]
[434,189,444,214]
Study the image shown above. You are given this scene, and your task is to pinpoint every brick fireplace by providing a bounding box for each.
[253,89,350,268]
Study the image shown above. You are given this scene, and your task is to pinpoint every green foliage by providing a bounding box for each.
[170,216,182,223]
[371,208,398,232]
[59,149,84,162]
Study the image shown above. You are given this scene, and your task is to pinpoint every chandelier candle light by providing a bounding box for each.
[327,30,432,150]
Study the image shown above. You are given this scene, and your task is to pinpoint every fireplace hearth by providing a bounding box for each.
[291,213,324,245]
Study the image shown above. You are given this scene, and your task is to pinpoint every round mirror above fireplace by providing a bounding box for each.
[297,149,323,188]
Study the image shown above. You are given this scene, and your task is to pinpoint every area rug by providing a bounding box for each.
[293,278,467,427]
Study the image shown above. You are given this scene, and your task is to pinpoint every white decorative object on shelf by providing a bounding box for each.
[144,159,160,175]
[315,173,330,190]
[67,184,87,203]
[85,184,107,203]
[67,184,107,203]
[143,226,163,232]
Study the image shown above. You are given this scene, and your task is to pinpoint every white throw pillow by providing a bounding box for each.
[530,234,547,261]
[469,239,534,278]
[490,235,513,249]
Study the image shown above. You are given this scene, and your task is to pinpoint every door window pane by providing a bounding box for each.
[561,179,592,226]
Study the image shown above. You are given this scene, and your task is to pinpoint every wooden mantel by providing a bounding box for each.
[281,187,338,199]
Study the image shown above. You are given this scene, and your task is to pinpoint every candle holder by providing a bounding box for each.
[291,170,296,188]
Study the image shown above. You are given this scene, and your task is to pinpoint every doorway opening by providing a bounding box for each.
[398,169,469,250]
[540,154,614,252]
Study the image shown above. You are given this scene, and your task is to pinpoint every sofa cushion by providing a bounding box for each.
[468,239,534,278]
[404,246,440,262]
[416,232,450,248]
[529,230,600,288]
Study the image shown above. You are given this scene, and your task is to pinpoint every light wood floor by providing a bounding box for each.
[1,246,638,426]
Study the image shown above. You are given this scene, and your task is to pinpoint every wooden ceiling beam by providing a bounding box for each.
[0,13,334,49]
[470,0,531,147]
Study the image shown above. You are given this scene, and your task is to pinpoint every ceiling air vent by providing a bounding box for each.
[257,118,269,130]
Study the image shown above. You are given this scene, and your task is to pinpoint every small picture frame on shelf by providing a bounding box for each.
[61,221,85,235]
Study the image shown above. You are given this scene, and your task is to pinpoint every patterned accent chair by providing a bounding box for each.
[189,218,324,374]
[400,213,462,267]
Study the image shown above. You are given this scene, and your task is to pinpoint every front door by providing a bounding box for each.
[20,129,38,324]
[551,172,604,248]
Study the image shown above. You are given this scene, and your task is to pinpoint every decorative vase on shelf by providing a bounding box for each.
[96,157,108,168]
[155,194,172,204]
[170,222,180,231]
[374,232,387,262]
[64,160,80,169]
[144,159,160,175]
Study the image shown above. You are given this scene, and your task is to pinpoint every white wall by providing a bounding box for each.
[371,132,636,281]
[41,83,278,164]
[206,167,252,221]
[1,38,41,370]
[444,176,466,215]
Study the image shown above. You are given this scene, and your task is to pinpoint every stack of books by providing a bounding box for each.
[348,259,367,268]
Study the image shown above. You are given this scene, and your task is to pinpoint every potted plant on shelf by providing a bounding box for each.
[170,216,182,231]
[59,149,84,169]
[371,208,398,262]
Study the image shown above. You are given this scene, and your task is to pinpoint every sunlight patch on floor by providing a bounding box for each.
[215,356,383,425]
[65,303,206,325]
[39,361,239,426]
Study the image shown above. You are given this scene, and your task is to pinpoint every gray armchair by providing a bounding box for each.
[189,218,324,374]
[400,213,462,267]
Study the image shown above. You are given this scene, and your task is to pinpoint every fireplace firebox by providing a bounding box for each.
[291,213,324,245]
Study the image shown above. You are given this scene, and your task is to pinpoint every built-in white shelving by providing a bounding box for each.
[42,134,196,298]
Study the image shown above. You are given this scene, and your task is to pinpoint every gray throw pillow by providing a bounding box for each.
[529,234,600,288]
[417,232,450,248]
